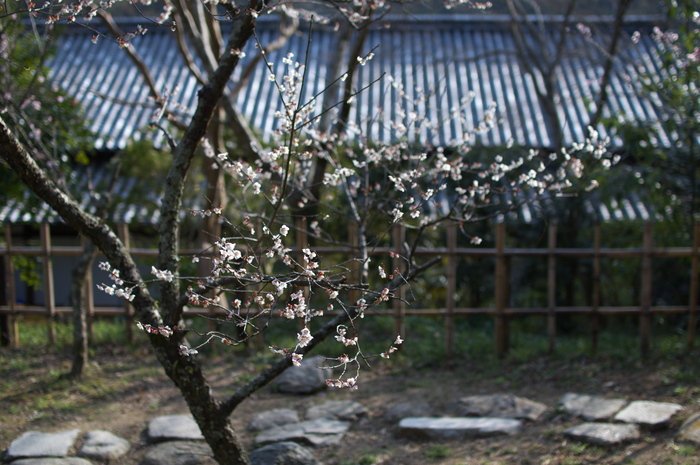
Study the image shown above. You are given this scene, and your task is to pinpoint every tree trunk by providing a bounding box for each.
[70,240,97,379]
[150,336,251,465]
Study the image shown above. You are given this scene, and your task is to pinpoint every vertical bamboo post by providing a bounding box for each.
[495,220,508,357]
[547,221,557,355]
[640,222,653,358]
[118,223,134,343]
[4,226,19,347]
[445,224,457,359]
[40,222,56,345]
[392,224,406,339]
[687,222,699,350]
[591,224,601,354]
[80,235,96,340]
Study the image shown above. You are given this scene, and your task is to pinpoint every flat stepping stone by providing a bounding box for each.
[273,356,327,394]
[457,394,548,421]
[678,411,700,445]
[305,400,368,421]
[78,430,130,461]
[6,429,81,460]
[147,414,204,442]
[249,408,300,431]
[255,418,350,447]
[564,422,640,446]
[384,400,433,423]
[559,393,627,421]
[614,400,683,430]
[397,417,522,440]
[9,459,94,465]
[249,441,321,465]
[139,441,216,465]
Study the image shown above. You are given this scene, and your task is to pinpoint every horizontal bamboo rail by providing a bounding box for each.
[1,221,699,357]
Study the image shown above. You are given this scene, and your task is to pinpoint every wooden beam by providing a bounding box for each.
[3,226,19,347]
[445,224,457,359]
[495,220,507,357]
[688,222,699,351]
[591,224,601,354]
[640,222,653,358]
[393,224,406,339]
[547,221,557,354]
[40,222,56,345]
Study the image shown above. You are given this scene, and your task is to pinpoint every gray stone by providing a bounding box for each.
[8,459,94,465]
[78,430,130,461]
[564,422,640,446]
[582,398,628,422]
[559,393,627,421]
[249,441,321,465]
[614,400,683,430]
[147,415,204,442]
[457,394,548,421]
[397,417,522,440]
[255,418,350,447]
[305,400,367,421]
[559,393,591,417]
[678,412,700,445]
[139,441,216,465]
[384,400,433,423]
[6,429,81,460]
[249,408,300,431]
[273,356,328,395]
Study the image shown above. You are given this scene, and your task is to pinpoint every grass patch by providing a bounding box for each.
[17,316,132,347]
[425,444,452,460]
[674,444,697,457]
[7,311,700,384]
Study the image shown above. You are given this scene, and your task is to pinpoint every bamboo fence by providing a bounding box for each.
[1,221,698,357]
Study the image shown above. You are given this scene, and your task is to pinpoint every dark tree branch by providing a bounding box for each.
[0,115,162,327]
[219,253,440,417]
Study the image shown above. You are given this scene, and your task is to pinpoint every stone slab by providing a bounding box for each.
[384,400,433,423]
[305,400,368,421]
[273,356,327,395]
[249,408,300,431]
[6,429,81,460]
[560,392,591,417]
[147,414,204,442]
[678,411,700,445]
[78,430,130,461]
[397,417,522,440]
[614,400,683,430]
[139,441,216,465]
[564,422,640,446]
[458,394,548,421]
[249,441,321,465]
[559,393,627,421]
[9,459,94,465]
[255,418,350,447]
[581,398,628,421]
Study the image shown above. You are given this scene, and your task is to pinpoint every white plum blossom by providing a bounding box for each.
[151,266,174,282]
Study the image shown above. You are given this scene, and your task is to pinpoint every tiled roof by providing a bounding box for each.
[3,16,668,225]
[49,15,669,150]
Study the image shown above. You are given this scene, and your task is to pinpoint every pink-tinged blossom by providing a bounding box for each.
[179,345,198,356]
[688,47,700,63]
[297,327,313,347]
[151,266,174,282]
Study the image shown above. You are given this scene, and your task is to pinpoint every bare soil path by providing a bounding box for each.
[2,344,699,465]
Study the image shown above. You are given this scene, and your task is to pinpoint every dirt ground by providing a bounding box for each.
[1,344,699,465]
